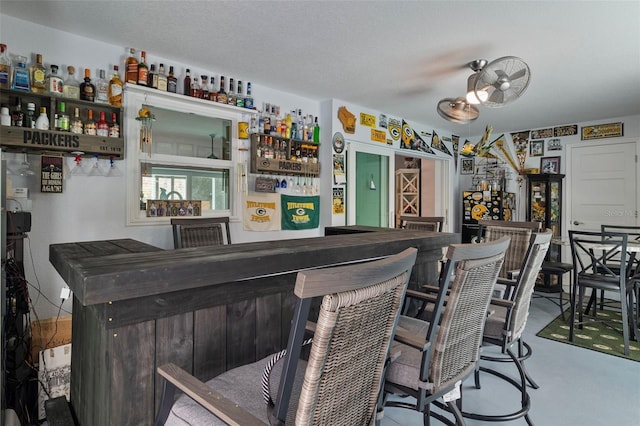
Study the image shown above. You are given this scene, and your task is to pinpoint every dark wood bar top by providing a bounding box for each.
[50,227,458,306]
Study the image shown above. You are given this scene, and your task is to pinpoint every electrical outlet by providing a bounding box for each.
[60,287,71,300]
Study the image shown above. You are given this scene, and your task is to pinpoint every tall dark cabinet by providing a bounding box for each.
[526,173,565,289]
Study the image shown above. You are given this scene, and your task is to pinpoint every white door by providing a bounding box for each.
[566,139,639,232]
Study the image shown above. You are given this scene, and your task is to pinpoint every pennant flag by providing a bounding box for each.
[510,131,531,173]
[243,192,281,231]
[460,139,476,157]
[431,130,452,156]
[473,124,494,156]
[491,134,519,172]
[281,195,320,230]
[400,120,435,154]
[452,134,460,170]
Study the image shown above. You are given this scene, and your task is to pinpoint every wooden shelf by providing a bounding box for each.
[249,133,320,177]
[0,88,124,158]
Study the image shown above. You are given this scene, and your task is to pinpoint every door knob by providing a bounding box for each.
[573,220,583,225]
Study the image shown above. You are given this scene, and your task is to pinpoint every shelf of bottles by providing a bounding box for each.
[250,133,320,177]
[0,88,124,159]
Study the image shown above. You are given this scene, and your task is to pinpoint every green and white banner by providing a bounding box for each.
[281,195,320,230]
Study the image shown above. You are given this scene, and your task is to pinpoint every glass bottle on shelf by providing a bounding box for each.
[46,64,64,96]
[96,111,109,136]
[63,66,80,99]
[182,68,191,96]
[11,97,24,127]
[208,76,217,101]
[199,75,208,99]
[137,51,148,86]
[35,107,49,130]
[70,107,83,134]
[25,102,36,129]
[227,77,236,106]
[80,68,96,102]
[244,82,253,110]
[95,69,109,104]
[216,76,227,104]
[236,80,244,108]
[108,65,123,106]
[57,101,70,132]
[313,116,320,143]
[84,109,97,135]
[30,53,47,94]
[11,55,30,92]
[157,64,168,91]
[167,66,177,93]
[125,47,138,84]
[147,63,158,88]
[0,107,10,126]
[109,112,119,138]
[190,76,199,98]
[0,44,10,90]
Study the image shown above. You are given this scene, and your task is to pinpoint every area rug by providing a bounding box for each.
[536,308,640,362]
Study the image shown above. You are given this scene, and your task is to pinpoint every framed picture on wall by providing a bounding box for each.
[529,139,544,157]
[541,156,561,174]
[460,158,474,175]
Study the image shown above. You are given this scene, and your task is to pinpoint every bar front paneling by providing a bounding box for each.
[51,227,458,425]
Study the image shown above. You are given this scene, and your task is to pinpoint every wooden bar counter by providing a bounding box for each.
[49,226,458,425]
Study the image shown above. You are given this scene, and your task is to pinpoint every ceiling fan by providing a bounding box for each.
[437,56,531,123]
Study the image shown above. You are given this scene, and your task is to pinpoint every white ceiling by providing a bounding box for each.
[2,1,639,136]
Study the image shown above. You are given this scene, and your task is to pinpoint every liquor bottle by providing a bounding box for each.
[0,44,10,90]
[236,81,244,108]
[227,78,236,106]
[147,63,158,88]
[46,64,63,96]
[244,82,254,110]
[216,76,227,104]
[297,109,304,140]
[313,116,320,143]
[70,107,83,134]
[167,66,177,93]
[109,112,120,138]
[108,65,124,107]
[30,53,47,93]
[157,64,168,91]
[25,102,36,128]
[84,109,97,135]
[80,68,96,102]
[11,55,30,92]
[183,68,191,96]
[208,76,217,102]
[95,69,109,104]
[96,111,109,136]
[199,75,208,99]
[63,66,80,99]
[190,76,199,98]
[57,101,70,131]
[125,47,138,84]
[137,51,148,86]
[35,107,49,130]
[11,97,24,127]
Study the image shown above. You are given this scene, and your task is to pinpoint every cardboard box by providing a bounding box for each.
[30,316,72,365]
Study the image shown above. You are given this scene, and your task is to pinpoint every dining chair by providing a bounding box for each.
[154,247,418,425]
[568,230,637,355]
[383,236,510,426]
[461,230,551,425]
[399,216,445,232]
[171,217,231,248]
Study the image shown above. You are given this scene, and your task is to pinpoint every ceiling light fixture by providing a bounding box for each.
[465,59,488,105]
[436,97,479,124]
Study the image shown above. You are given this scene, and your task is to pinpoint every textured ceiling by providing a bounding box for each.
[2,0,639,136]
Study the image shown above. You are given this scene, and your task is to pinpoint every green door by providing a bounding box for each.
[355,151,389,226]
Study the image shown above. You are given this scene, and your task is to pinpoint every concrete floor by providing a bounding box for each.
[382,295,640,426]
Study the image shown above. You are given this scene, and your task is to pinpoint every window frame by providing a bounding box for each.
[124,85,245,226]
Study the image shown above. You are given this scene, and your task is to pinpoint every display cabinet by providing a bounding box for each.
[527,173,565,288]
[0,88,124,158]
